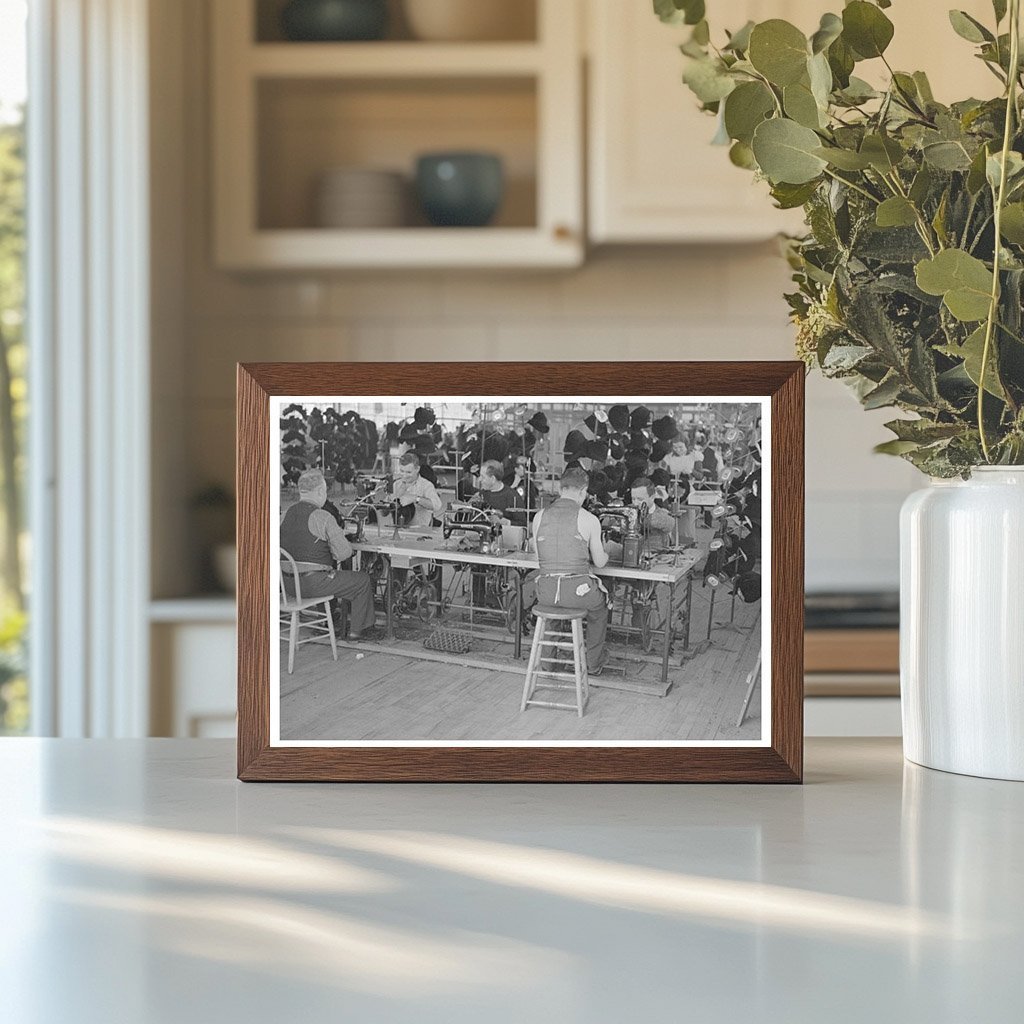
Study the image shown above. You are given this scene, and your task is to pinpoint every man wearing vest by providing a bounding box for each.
[280,469,377,640]
[530,466,610,675]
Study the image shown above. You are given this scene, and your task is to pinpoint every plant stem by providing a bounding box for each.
[979,0,1021,462]
[821,167,879,204]
[884,171,939,254]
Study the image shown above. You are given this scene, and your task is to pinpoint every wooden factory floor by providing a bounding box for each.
[279,583,763,743]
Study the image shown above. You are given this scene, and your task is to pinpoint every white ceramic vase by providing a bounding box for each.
[900,467,1024,780]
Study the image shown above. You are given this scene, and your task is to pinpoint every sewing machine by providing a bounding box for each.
[339,506,368,542]
[441,503,503,554]
[588,502,649,568]
[355,473,392,499]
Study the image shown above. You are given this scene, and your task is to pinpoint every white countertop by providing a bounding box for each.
[1,738,1020,1023]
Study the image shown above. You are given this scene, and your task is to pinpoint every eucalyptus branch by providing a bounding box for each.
[978,0,1021,462]
[822,167,881,205]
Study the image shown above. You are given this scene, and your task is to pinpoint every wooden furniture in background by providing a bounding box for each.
[805,629,900,697]
[211,0,583,268]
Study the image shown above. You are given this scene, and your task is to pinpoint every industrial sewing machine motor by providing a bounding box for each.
[340,505,368,542]
[441,503,503,554]
[590,502,650,568]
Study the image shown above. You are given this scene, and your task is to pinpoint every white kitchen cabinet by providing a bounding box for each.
[586,0,998,244]
[150,600,237,738]
[211,0,584,269]
[587,0,810,243]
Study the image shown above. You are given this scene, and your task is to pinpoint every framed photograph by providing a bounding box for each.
[237,362,803,782]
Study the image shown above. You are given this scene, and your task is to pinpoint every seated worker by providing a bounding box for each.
[504,455,540,526]
[392,451,443,528]
[629,476,678,552]
[468,460,518,609]
[280,469,377,640]
[475,460,520,521]
[530,466,610,675]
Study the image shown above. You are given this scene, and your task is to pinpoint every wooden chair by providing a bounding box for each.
[280,548,337,674]
[520,605,589,717]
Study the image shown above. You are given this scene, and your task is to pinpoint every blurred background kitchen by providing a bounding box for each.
[1,0,997,740]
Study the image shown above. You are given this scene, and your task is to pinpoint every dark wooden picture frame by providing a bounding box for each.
[237,362,804,782]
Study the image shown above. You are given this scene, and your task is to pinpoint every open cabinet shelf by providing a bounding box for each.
[212,0,582,269]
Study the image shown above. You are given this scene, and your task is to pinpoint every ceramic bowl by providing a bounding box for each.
[281,0,388,42]
[415,152,504,227]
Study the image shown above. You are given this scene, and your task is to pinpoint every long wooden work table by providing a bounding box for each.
[350,527,702,685]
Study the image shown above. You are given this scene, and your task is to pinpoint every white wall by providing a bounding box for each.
[155,0,921,599]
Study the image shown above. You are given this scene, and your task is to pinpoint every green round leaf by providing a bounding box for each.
[682,57,736,104]
[729,140,757,170]
[813,146,871,171]
[783,81,823,129]
[810,13,843,55]
[842,1,894,59]
[915,249,993,322]
[860,133,904,173]
[999,203,1024,245]
[724,81,775,144]
[949,10,994,44]
[751,118,828,184]
[748,20,809,86]
[875,196,918,228]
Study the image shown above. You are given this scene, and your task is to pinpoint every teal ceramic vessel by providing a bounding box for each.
[281,0,388,42]
[415,152,505,227]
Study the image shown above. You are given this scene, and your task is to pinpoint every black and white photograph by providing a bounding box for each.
[271,394,769,746]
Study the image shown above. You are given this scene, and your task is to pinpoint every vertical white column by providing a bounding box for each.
[27,0,150,737]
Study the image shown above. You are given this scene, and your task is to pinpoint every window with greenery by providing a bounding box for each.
[0,0,27,734]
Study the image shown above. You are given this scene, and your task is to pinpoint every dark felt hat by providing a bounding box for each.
[398,424,421,442]
[482,434,510,462]
[584,438,610,462]
[583,413,608,437]
[650,468,670,489]
[589,468,611,496]
[527,411,550,434]
[607,405,630,432]
[651,439,672,462]
[608,437,625,460]
[564,429,589,456]
[413,406,436,427]
[603,462,626,492]
[385,421,401,443]
[630,405,652,429]
[628,430,652,453]
[652,415,679,441]
[625,449,650,472]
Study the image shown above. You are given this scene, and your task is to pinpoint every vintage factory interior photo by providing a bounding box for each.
[274,396,766,743]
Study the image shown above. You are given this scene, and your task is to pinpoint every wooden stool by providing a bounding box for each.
[520,605,589,717]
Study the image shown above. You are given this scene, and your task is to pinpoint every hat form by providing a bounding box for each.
[628,430,652,453]
[607,405,630,432]
[413,406,436,427]
[527,411,550,434]
[563,429,589,457]
[629,405,652,429]
[652,415,679,441]
[651,439,672,462]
